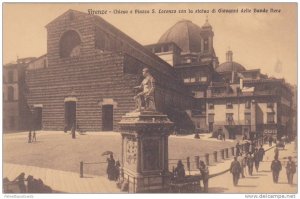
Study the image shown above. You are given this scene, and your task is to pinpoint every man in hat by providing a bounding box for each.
[107,154,116,181]
[174,160,185,179]
[199,160,209,193]
[230,157,242,186]
[286,156,296,185]
[271,156,282,183]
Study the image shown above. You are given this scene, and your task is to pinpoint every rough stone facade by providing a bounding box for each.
[25,10,194,131]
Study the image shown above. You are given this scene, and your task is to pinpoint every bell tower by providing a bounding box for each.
[200,17,214,54]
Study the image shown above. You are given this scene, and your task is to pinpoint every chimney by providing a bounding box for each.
[226,50,233,62]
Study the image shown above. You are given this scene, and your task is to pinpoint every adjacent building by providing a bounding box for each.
[3,57,35,131]
[206,51,294,140]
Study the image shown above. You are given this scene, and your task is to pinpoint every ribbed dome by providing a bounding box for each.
[216,50,246,73]
[216,61,246,73]
[158,20,202,53]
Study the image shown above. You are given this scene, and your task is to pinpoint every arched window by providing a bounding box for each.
[8,70,14,83]
[59,30,81,58]
[8,86,14,101]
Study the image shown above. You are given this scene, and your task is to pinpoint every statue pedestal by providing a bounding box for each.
[119,111,173,193]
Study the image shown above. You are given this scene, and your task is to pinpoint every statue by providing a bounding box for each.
[134,68,156,112]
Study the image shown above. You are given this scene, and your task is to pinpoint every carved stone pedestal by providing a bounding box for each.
[119,111,173,193]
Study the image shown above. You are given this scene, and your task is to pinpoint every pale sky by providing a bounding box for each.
[3,3,297,84]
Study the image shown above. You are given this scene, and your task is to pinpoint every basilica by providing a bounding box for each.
[3,9,295,140]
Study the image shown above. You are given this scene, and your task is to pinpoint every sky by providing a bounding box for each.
[3,3,297,84]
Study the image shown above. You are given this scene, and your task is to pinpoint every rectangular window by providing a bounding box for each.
[208,114,214,123]
[226,101,233,109]
[267,102,274,108]
[226,113,234,125]
[190,77,196,83]
[8,70,14,83]
[183,78,190,83]
[193,91,204,98]
[204,38,209,51]
[244,113,251,125]
[208,103,214,110]
[267,113,275,123]
[200,76,208,82]
[245,101,251,109]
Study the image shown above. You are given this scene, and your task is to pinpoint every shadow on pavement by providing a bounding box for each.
[253,173,268,176]
[246,176,260,179]
[209,186,229,193]
[236,185,257,188]
[260,170,271,173]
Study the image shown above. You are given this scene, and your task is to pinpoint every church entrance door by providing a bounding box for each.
[34,107,42,130]
[65,101,76,131]
[102,105,113,131]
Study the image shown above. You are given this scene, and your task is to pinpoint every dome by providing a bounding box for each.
[158,20,202,53]
[216,61,246,73]
[216,50,246,73]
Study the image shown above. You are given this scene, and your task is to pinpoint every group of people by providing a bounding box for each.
[217,132,226,141]
[173,159,209,193]
[271,155,296,185]
[28,129,36,143]
[230,144,266,186]
[230,141,296,186]
[106,154,121,181]
[4,172,52,193]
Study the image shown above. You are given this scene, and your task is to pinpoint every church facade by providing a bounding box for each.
[5,9,294,140]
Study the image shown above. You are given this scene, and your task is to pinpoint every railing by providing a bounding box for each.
[208,90,278,98]
[79,161,107,178]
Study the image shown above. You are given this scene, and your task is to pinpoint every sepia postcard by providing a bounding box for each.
[2,2,298,197]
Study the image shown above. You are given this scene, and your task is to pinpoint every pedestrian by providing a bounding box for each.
[32,130,36,142]
[258,145,265,162]
[236,142,240,157]
[199,160,209,193]
[271,156,282,183]
[13,172,26,193]
[269,136,273,146]
[286,156,296,185]
[107,154,116,181]
[243,153,248,176]
[174,160,185,179]
[115,160,121,181]
[26,175,35,193]
[186,157,191,175]
[245,141,250,154]
[249,141,255,154]
[71,122,76,139]
[274,147,279,159]
[218,134,222,140]
[28,130,32,143]
[222,132,226,141]
[247,153,254,176]
[237,153,246,178]
[229,157,242,186]
[254,149,260,172]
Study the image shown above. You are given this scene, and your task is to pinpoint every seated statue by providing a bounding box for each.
[134,68,156,112]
